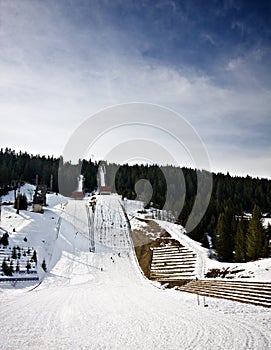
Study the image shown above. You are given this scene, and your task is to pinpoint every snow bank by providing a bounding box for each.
[46,193,68,208]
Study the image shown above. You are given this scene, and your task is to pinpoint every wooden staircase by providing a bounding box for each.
[177,279,271,308]
[150,245,197,281]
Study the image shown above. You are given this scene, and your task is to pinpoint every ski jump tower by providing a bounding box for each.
[72,174,84,199]
[97,162,111,195]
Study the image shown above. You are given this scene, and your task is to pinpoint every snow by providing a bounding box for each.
[46,192,68,209]
[263,217,271,228]
[1,183,36,204]
[0,195,270,349]
[123,198,144,216]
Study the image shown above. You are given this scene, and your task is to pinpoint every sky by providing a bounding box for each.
[0,0,270,178]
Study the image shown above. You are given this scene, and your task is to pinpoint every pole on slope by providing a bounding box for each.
[50,174,53,192]
[16,182,21,214]
[0,195,2,224]
[86,204,95,252]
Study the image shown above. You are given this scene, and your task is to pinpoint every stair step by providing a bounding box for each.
[151,270,195,276]
[151,265,196,270]
[178,287,271,305]
[153,247,191,251]
[152,261,196,265]
[187,281,271,292]
[180,289,271,308]
[152,276,195,281]
[177,280,271,307]
[151,266,195,271]
[180,285,271,301]
[152,257,197,261]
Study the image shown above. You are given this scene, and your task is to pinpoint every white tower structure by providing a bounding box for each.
[77,174,84,192]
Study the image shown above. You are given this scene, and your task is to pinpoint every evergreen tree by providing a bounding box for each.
[246,205,267,260]
[14,194,28,210]
[215,211,234,262]
[0,232,9,246]
[41,258,47,272]
[235,216,247,262]
[1,258,13,276]
[9,260,14,275]
[31,250,37,264]
[12,246,17,260]
[26,260,31,273]
[16,260,20,273]
[2,258,9,275]
[266,224,271,258]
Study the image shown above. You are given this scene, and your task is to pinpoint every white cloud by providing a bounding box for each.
[0,0,270,178]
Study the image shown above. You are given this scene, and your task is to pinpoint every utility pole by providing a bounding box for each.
[50,174,53,192]
[0,195,2,224]
[16,182,21,214]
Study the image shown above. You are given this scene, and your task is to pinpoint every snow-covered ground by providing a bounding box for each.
[0,194,270,349]
[1,183,36,204]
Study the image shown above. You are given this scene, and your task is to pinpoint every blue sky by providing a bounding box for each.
[0,0,270,178]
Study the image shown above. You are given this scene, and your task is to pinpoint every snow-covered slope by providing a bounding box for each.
[1,183,36,204]
[0,195,270,349]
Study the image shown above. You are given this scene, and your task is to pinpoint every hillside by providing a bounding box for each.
[0,192,270,349]
[1,148,271,261]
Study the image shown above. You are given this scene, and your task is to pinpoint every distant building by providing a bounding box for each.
[72,191,84,199]
[97,162,112,195]
[99,186,112,195]
[71,174,84,199]
[33,185,47,213]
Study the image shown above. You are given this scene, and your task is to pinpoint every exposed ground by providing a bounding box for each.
[131,219,182,279]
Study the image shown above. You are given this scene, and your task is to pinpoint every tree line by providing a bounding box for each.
[0,148,270,262]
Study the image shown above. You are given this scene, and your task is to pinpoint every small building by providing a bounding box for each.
[99,186,112,195]
[72,191,84,199]
[33,185,47,213]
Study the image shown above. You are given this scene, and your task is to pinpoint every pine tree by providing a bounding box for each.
[14,194,28,210]
[31,250,37,264]
[26,260,31,273]
[41,258,47,272]
[266,223,271,257]
[12,246,17,260]
[2,258,9,275]
[0,232,9,246]
[246,205,267,260]
[9,260,14,275]
[215,211,234,262]
[16,260,20,273]
[235,216,247,262]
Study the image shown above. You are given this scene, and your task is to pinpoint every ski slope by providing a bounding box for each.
[0,195,270,349]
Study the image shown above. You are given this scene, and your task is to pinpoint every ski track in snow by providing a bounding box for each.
[0,195,270,349]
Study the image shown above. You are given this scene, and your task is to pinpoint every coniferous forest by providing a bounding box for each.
[0,148,270,263]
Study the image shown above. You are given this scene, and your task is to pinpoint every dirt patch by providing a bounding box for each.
[205,267,250,279]
[160,280,193,288]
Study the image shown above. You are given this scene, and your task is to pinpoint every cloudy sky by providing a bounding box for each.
[0,0,270,178]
